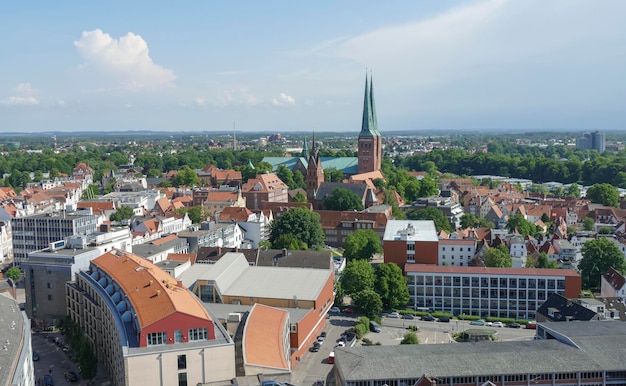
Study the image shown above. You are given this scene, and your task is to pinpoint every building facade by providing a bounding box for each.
[12,210,98,263]
[66,250,235,386]
[405,265,581,319]
[383,220,439,272]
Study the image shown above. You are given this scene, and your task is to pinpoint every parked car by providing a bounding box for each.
[507,322,521,328]
[401,314,415,320]
[343,308,356,315]
[32,352,40,361]
[262,381,285,386]
[43,375,54,386]
[317,336,325,344]
[369,321,381,333]
[329,307,341,314]
[526,321,537,329]
[437,316,451,323]
[65,372,78,382]
[486,321,493,327]
[421,314,435,321]
[320,331,327,338]
[492,321,504,328]
[388,311,400,318]
[469,319,485,326]
[310,342,321,352]
[335,341,345,348]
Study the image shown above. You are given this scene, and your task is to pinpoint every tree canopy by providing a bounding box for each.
[5,267,21,281]
[269,207,324,249]
[586,183,619,207]
[460,213,493,229]
[340,260,375,296]
[400,331,419,345]
[352,289,382,319]
[109,206,134,222]
[506,214,538,237]
[405,207,453,233]
[375,263,409,310]
[484,246,512,268]
[342,229,382,261]
[324,188,363,211]
[580,238,626,289]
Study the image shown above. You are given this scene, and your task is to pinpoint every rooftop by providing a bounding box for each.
[404,264,581,277]
[0,293,26,386]
[383,220,439,242]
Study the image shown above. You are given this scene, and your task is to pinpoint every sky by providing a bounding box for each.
[2,0,626,134]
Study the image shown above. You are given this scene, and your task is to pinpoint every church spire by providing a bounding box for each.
[360,72,377,137]
[302,136,309,159]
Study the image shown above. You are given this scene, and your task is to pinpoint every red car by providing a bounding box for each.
[342,308,356,314]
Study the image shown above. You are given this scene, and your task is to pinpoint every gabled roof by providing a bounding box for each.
[91,250,211,330]
[212,169,242,181]
[241,173,288,194]
[206,190,239,202]
[77,201,115,215]
[603,267,626,291]
[152,234,180,246]
[536,293,598,322]
[172,196,193,204]
[217,206,253,222]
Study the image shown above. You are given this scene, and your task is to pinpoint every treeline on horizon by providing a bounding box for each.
[2,132,626,191]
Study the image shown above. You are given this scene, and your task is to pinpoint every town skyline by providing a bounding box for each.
[3,0,626,133]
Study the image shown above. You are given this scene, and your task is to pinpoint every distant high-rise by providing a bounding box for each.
[357,73,383,174]
[576,130,605,153]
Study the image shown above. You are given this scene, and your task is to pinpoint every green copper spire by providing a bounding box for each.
[369,75,380,136]
[302,136,309,159]
[360,73,379,137]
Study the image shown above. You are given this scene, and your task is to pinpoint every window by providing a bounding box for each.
[178,373,188,386]
[177,355,186,370]
[188,327,208,341]
[174,330,183,343]
[47,283,51,289]
[147,332,167,346]
[48,295,53,301]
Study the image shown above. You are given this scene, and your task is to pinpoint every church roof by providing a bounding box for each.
[359,73,380,137]
[262,156,359,175]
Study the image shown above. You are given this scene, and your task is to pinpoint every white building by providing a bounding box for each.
[438,238,476,267]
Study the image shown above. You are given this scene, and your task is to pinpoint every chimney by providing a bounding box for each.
[156,290,161,296]
[177,280,183,288]
[149,280,154,286]
[282,248,287,257]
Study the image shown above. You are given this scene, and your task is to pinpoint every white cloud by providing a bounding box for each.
[74,29,176,90]
[1,82,39,106]
[271,93,296,107]
[194,97,207,106]
[0,96,39,106]
[57,100,66,107]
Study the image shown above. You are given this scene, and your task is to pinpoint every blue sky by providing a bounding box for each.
[2,0,626,133]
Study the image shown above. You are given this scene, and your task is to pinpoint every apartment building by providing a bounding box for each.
[438,238,476,267]
[66,250,235,386]
[0,220,13,263]
[405,265,581,319]
[383,220,439,272]
[241,173,288,210]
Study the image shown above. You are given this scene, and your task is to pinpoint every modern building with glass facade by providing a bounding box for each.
[405,265,581,319]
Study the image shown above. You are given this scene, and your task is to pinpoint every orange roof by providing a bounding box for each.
[92,250,211,329]
[167,253,196,265]
[142,218,160,234]
[243,304,289,370]
[212,169,242,180]
[152,234,179,246]
[77,201,115,215]
[217,206,253,222]
[172,196,193,204]
[241,173,288,193]
[206,191,238,202]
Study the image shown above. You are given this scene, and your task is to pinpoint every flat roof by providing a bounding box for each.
[404,264,581,277]
[383,220,438,242]
[336,321,626,381]
[0,293,26,386]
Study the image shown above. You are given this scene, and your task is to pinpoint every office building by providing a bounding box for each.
[405,265,581,319]
[575,130,605,153]
[0,292,34,386]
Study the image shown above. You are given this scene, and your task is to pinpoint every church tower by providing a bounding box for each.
[357,73,382,174]
[306,132,324,201]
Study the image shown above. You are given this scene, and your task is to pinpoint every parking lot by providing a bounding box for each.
[290,313,537,386]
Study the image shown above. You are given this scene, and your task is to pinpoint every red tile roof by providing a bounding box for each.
[243,304,289,371]
[92,250,211,329]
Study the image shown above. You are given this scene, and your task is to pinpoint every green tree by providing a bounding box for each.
[324,167,344,183]
[324,188,363,211]
[292,191,307,203]
[343,229,382,261]
[419,176,439,197]
[536,252,558,269]
[269,207,324,249]
[176,206,208,224]
[582,217,595,231]
[292,171,306,190]
[484,247,512,267]
[580,238,626,289]
[375,263,409,310]
[340,260,375,296]
[352,289,382,319]
[400,331,419,345]
[506,214,537,237]
[586,183,619,207]
[405,207,452,232]
[109,206,134,221]
[146,168,162,178]
[276,165,295,189]
[81,184,99,200]
[566,183,581,198]
[272,233,308,250]
[460,213,493,229]
[173,166,200,187]
[5,267,21,281]
[157,180,172,188]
